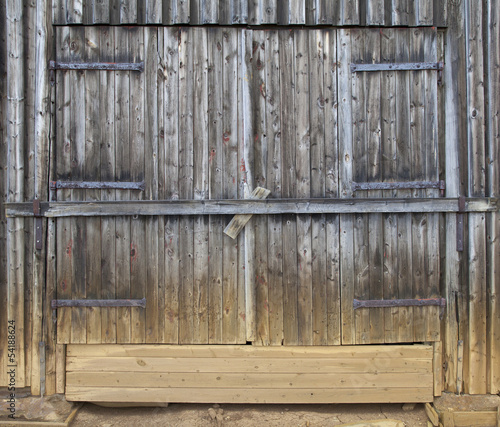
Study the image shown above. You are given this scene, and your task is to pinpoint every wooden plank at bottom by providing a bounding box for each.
[66,356,432,374]
[452,411,498,427]
[66,344,433,359]
[66,371,432,389]
[66,386,433,404]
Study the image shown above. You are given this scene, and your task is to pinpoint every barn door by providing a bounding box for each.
[337,28,442,344]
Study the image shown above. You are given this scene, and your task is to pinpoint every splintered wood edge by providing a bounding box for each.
[223,187,271,239]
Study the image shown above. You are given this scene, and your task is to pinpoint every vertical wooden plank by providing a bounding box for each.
[251,30,270,346]
[433,341,443,396]
[466,0,487,395]
[178,28,194,344]
[156,29,166,344]
[380,28,398,343]
[52,0,67,24]
[433,0,447,27]
[309,30,327,346]
[129,27,146,344]
[394,29,414,344]
[192,28,209,344]
[342,0,360,25]
[443,0,465,393]
[413,0,433,26]
[409,28,427,343]
[350,29,370,345]
[55,27,72,346]
[144,27,159,343]
[165,0,191,23]
[222,29,240,344]
[265,30,283,346]
[389,0,408,25]
[487,0,500,394]
[294,30,313,346]
[6,0,26,387]
[423,28,441,342]
[240,29,257,342]
[279,30,298,345]
[366,0,386,25]
[99,26,116,344]
[114,27,131,344]
[84,26,102,345]
[23,1,36,388]
[162,27,180,344]
[262,0,278,23]
[207,28,224,344]
[145,0,162,23]
[67,0,83,23]
[93,0,111,23]
[0,0,7,387]
[337,28,355,345]
[55,344,65,394]
[120,0,138,23]
[69,27,87,345]
[324,29,340,346]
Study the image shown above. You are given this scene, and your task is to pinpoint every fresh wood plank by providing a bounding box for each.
[66,356,433,374]
[66,343,434,358]
[67,371,432,389]
[433,341,443,396]
[66,386,433,404]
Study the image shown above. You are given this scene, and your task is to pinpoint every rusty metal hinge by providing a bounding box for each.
[49,60,144,72]
[33,199,43,251]
[50,180,145,191]
[51,298,146,309]
[352,180,445,196]
[350,61,444,73]
[456,195,465,252]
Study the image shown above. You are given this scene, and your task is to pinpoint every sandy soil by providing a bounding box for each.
[1,390,498,426]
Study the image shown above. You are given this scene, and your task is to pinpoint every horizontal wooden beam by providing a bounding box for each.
[5,197,498,218]
[50,180,145,190]
[51,298,146,309]
[351,62,444,73]
[352,180,445,192]
[49,60,144,72]
[353,298,446,310]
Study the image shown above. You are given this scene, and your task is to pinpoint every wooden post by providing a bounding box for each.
[6,0,26,388]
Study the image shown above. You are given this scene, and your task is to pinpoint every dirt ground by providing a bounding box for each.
[1,390,499,426]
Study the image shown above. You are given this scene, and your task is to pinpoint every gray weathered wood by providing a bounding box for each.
[49,60,144,72]
[52,299,146,308]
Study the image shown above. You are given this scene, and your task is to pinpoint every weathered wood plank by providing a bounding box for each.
[68,27,87,345]
[207,28,224,344]
[221,29,242,344]
[129,27,146,345]
[264,30,283,346]
[92,0,111,23]
[486,0,500,394]
[114,27,131,344]
[99,26,117,344]
[466,0,487,395]
[144,27,159,343]
[84,26,102,345]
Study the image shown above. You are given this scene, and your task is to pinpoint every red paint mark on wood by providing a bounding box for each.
[239,312,246,321]
[240,158,246,172]
[66,239,73,258]
[209,148,216,163]
[130,243,138,262]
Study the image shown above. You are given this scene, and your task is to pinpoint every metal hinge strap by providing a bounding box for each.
[33,199,43,250]
[353,298,446,309]
[352,180,445,196]
[49,60,144,72]
[351,61,444,73]
[51,298,146,309]
[50,181,145,191]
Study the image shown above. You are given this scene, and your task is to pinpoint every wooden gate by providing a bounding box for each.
[52,26,443,348]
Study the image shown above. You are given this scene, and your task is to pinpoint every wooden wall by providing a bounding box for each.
[52,0,447,26]
[0,0,499,398]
